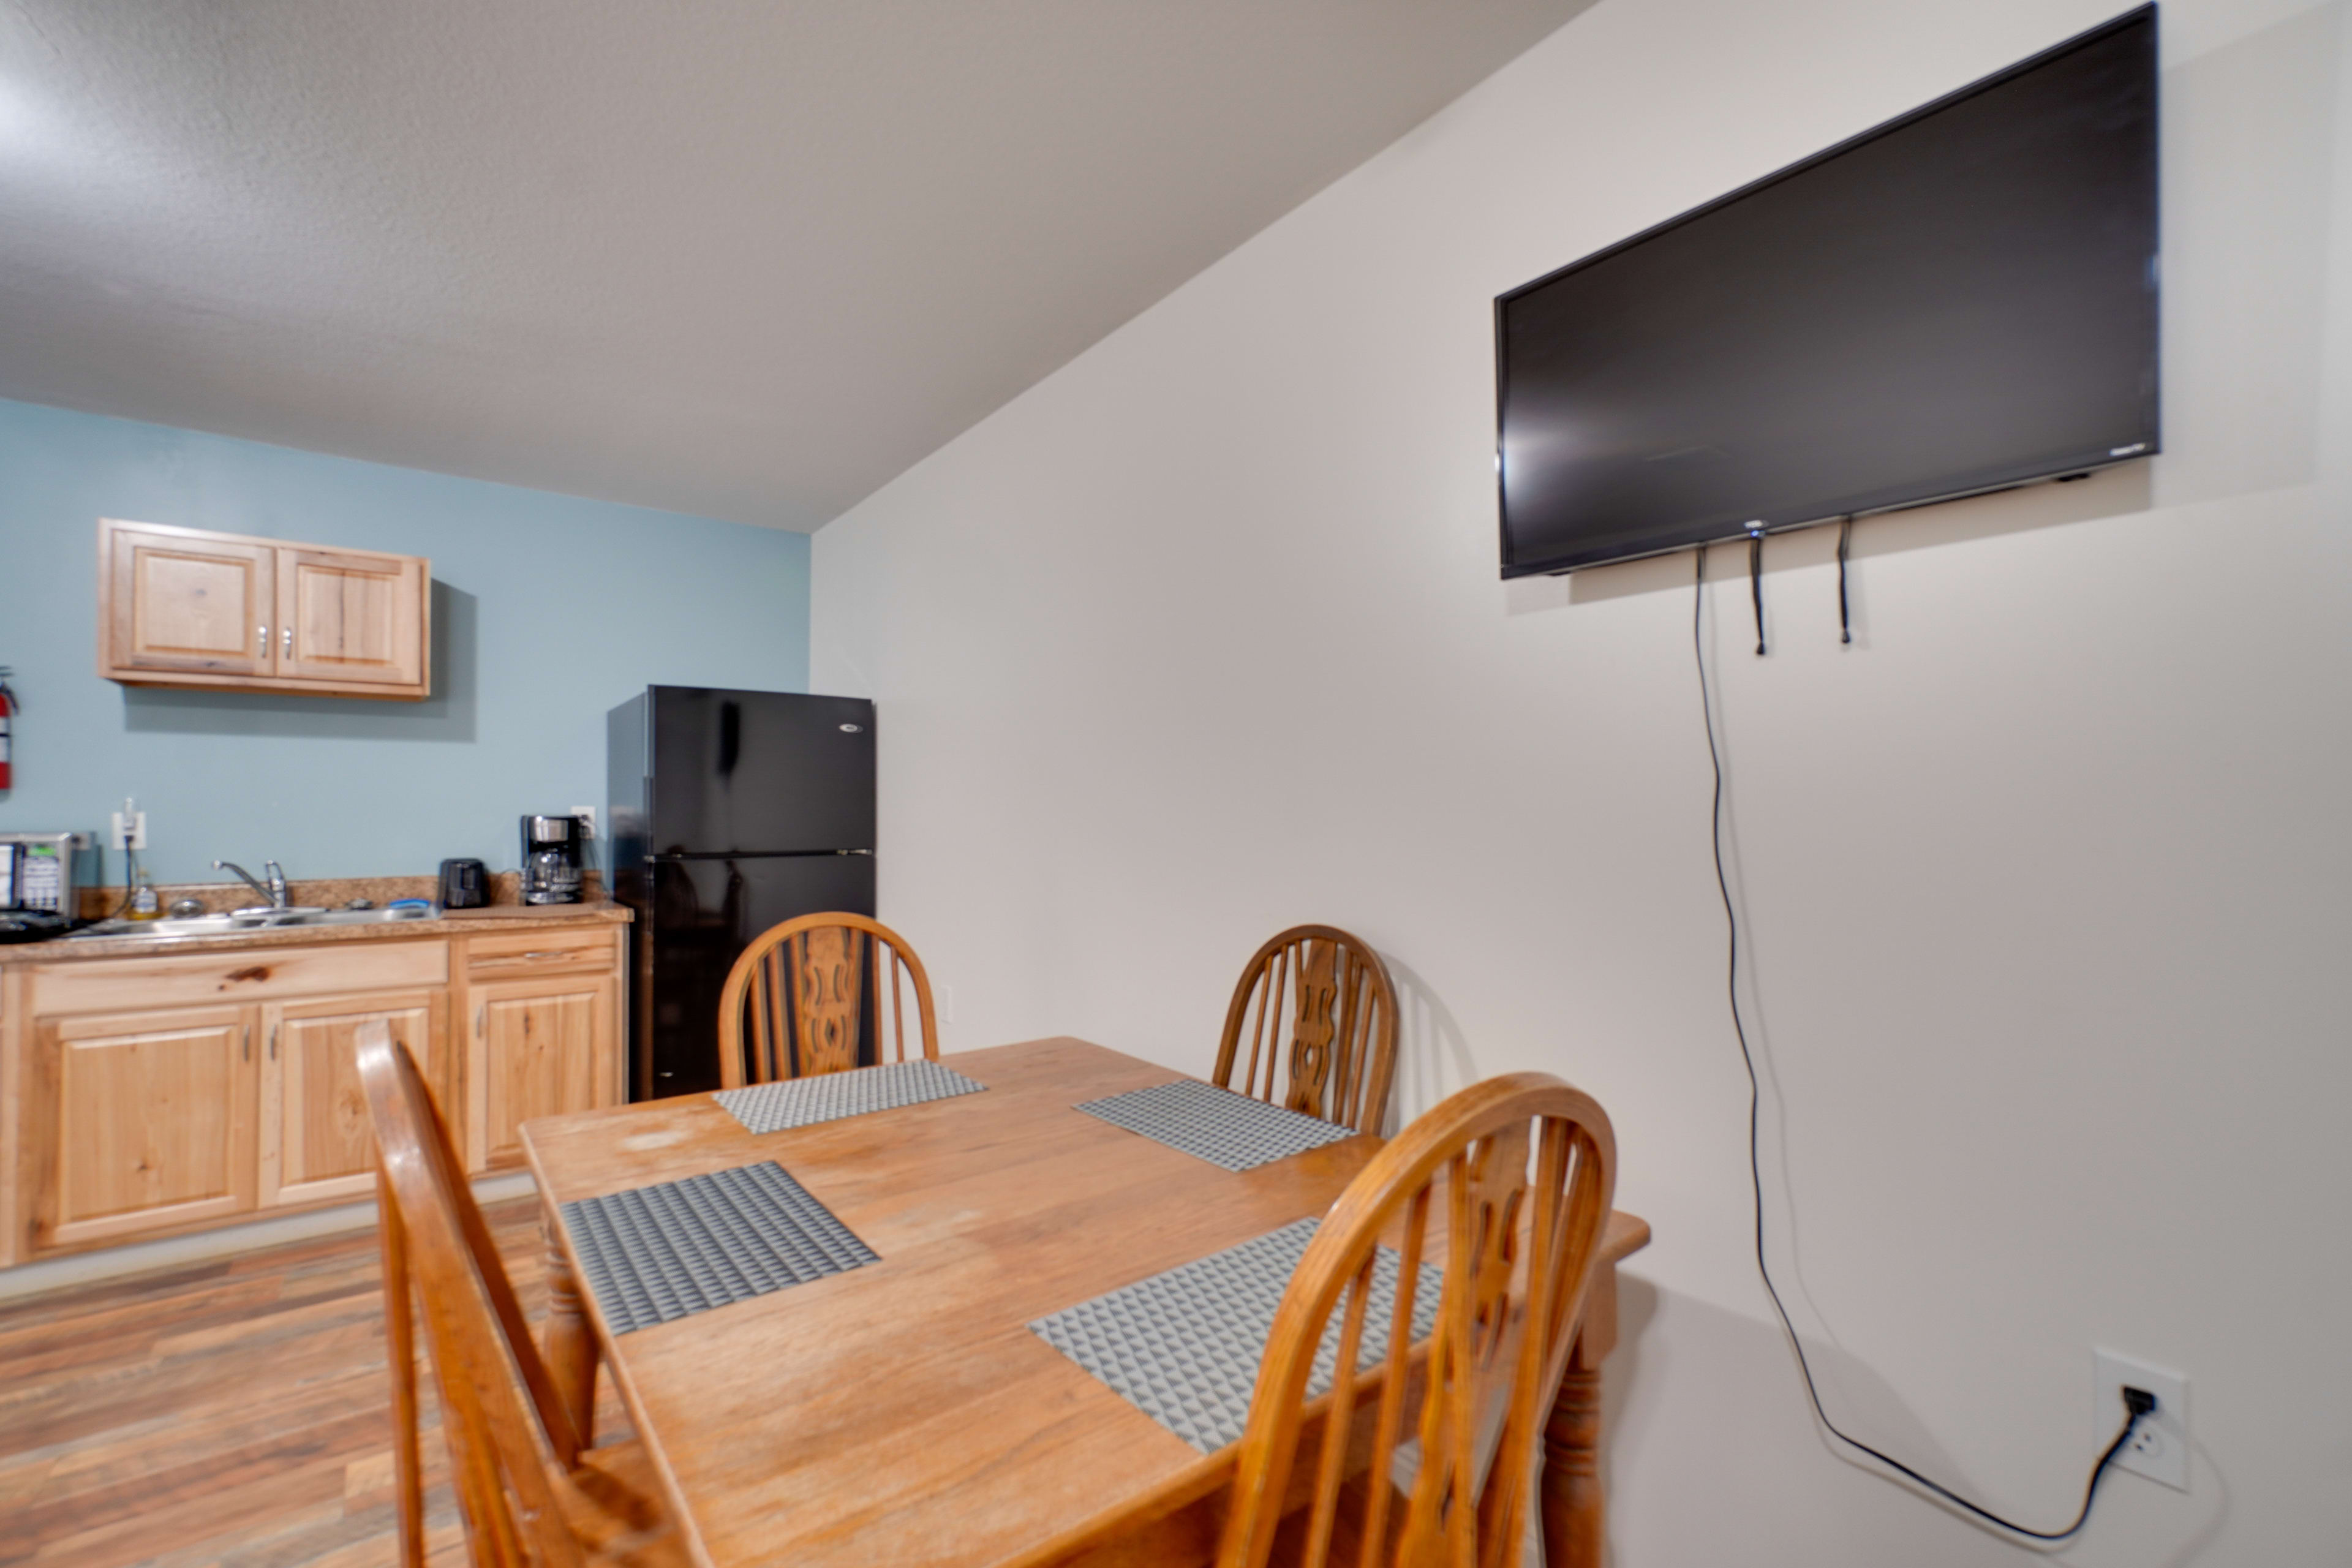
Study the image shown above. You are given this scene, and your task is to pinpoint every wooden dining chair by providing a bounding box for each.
[357,1020,684,1568]
[717,911,938,1088]
[1212,925,1399,1133]
[1217,1072,1617,1568]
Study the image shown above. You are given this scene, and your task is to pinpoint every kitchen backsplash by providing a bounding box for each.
[75,869,607,920]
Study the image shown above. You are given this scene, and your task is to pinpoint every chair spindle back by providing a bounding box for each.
[358,1020,587,1568]
[717,913,938,1088]
[1217,1072,1616,1568]
[1213,925,1398,1133]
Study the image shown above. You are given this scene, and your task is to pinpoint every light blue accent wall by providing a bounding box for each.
[0,398,810,886]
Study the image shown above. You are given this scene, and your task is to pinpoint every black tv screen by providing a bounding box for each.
[1496,5,2158,576]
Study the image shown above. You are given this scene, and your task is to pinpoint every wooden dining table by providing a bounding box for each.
[522,1037,1649,1568]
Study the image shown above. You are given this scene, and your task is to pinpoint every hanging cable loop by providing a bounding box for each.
[1837,517,1854,646]
[1747,524,1766,656]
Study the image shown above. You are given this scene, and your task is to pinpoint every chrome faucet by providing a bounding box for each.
[214,859,290,910]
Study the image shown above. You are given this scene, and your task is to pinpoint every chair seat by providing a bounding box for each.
[1265,1473,1407,1566]
[562,1438,692,1568]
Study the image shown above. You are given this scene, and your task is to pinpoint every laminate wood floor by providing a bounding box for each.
[0,1199,630,1568]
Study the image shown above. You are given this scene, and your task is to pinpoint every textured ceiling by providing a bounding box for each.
[0,1,1591,530]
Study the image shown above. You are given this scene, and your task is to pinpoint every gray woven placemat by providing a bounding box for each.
[1072,1079,1355,1171]
[1029,1216,1443,1453]
[714,1057,988,1136]
[563,1161,878,1334]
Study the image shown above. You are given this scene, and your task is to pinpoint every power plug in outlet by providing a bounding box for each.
[110,802,147,851]
[570,805,597,838]
[2095,1349,2188,1491]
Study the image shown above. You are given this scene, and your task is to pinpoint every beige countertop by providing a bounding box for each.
[0,900,628,967]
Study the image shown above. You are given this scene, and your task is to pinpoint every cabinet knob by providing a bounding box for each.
[256,625,268,655]
[282,625,293,656]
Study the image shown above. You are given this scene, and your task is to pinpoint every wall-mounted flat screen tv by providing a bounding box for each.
[1496,5,2158,577]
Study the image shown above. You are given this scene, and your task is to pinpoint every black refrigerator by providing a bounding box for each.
[608,687,876,1099]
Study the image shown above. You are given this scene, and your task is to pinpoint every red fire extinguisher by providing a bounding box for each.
[0,668,16,790]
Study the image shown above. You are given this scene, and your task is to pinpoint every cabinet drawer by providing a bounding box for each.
[463,927,617,977]
[28,939,449,1015]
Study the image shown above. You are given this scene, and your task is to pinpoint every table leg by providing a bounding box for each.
[1540,1258,1619,1568]
[543,1210,598,1448]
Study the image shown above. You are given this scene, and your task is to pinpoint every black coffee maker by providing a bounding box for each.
[519,815,584,904]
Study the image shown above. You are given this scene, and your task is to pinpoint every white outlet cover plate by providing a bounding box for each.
[2094,1348,2188,1491]
[570,806,597,837]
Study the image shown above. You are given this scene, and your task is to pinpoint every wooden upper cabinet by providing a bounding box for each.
[104,522,277,678]
[99,518,431,700]
[277,546,427,687]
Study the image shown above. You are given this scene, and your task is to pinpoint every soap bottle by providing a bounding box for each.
[127,875,160,921]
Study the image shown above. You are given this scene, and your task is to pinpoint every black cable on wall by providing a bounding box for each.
[1691,545,2148,1541]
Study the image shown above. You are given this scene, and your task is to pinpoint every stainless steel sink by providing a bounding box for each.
[71,905,440,940]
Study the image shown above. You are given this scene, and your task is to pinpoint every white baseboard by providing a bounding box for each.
[0,1170,540,1303]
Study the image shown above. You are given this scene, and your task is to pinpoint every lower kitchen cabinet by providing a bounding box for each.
[32,1004,260,1251]
[0,916,627,1267]
[261,989,444,1208]
[467,974,617,1173]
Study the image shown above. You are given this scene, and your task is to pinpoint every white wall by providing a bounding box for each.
[813,1,2352,1561]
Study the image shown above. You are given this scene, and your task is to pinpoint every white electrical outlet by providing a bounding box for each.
[571,805,597,838]
[2094,1348,2188,1491]
[110,804,147,851]
[938,984,956,1023]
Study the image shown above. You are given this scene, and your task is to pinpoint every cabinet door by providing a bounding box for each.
[467,976,616,1172]
[102,519,277,677]
[34,1005,258,1249]
[260,990,443,1208]
[275,545,428,690]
